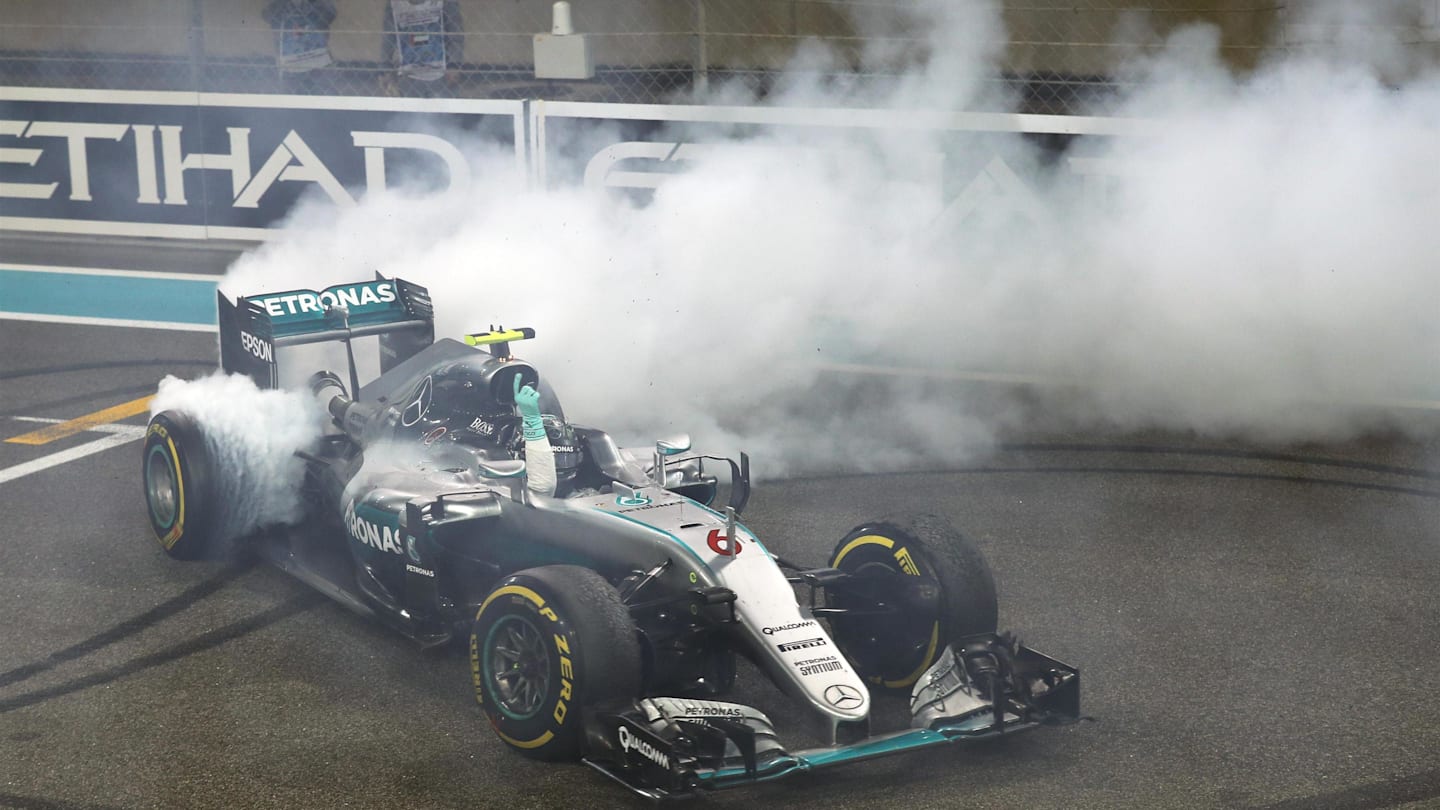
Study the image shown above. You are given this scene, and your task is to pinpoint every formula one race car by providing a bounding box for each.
[140,276,1079,798]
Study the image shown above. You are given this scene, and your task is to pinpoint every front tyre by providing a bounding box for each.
[141,411,218,560]
[470,566,641,761]
[826,514,998,693]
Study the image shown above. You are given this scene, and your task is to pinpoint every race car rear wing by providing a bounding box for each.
[218,276,434,391]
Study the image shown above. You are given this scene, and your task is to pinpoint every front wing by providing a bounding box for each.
[580,640,1080,799]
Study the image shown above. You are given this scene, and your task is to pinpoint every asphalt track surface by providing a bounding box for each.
[3,254,1440,808]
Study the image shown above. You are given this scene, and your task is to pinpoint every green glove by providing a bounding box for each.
[514,375,545,441]
[513,374,556,497]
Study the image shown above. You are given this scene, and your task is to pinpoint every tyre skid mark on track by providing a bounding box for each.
[941,466,1440,500]
[0,792,126,810]
[0,563,251,690]
[0,593,324,715]
[1246,767,1440,809]
[804,443,1440,493]
[1002,442,1440,483]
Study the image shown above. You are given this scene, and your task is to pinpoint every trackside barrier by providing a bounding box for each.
[529,100,1162,229]
[3,87,1162,241]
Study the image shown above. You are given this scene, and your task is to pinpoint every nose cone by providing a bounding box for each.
[820,682,869,716]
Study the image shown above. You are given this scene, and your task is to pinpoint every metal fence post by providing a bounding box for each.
[693,0,709,96]
[189,0,206,92]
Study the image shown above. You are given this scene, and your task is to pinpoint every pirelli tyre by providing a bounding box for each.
[470,565,641,761]
[826,514,998,694]
[141,410,218,560]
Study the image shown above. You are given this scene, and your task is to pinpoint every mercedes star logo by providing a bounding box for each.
[824,683,864,710]
[401,376,433,427]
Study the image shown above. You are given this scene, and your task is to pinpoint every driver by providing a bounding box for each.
[513,375,555,496]
[427,359,583,497]
[512,376,586,497]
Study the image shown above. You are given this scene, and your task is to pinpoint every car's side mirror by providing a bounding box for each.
[476,458,527,503]
[653,433,692,487]
[656,434,692,456]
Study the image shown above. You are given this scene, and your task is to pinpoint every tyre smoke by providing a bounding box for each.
[150,373,327,541]
[221,2,1440,477]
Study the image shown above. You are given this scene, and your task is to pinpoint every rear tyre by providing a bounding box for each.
[141,411,219,560]
[470,565,641,760]
[826,514,998,693]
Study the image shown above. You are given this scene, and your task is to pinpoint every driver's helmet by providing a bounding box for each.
[430,359,516,449]
[429,360,583,482]
[542,414,582,485]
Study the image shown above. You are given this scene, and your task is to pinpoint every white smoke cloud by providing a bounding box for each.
[1059,55,1440,436]
[150,373,327,539]
[216,2,1440,477]
[770,0,1010,111]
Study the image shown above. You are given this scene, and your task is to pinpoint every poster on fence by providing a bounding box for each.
[0,89,524,240]
[529,101,1159,233]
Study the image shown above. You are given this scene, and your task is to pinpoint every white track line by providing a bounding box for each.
[0,311,216,332]
[0,416,148,485]
[11,416,146,438]
[0,432,140,485]
[0,263,220,282]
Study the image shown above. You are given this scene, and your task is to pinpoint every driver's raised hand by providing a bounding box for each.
[514,375,544,439]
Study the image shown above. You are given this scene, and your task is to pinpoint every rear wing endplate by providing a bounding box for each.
[218,276,434,390]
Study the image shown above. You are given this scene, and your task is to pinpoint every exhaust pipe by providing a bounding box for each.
[309,370,376,441]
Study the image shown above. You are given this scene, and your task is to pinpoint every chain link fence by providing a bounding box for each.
[2,1,1437,113]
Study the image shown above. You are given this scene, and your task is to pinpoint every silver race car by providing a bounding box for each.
[141,276,1080,798]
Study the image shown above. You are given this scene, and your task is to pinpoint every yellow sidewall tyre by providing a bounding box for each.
[827,514,998,693]
[470,565,640,761]
[141,411,217,561]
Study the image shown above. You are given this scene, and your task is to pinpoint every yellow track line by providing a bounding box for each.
[6,395,153,446]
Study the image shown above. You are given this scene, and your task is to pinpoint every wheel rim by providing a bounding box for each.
[484,614,551,720]
[146,446,178,528]
[832,561,941,681]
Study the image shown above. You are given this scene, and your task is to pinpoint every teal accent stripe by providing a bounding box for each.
[793,729,947,767]
[699,729,953,783]
[0,269,217,326]
[595,508,715,577]
[692,502,772,557]
[696,720,1046,788]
